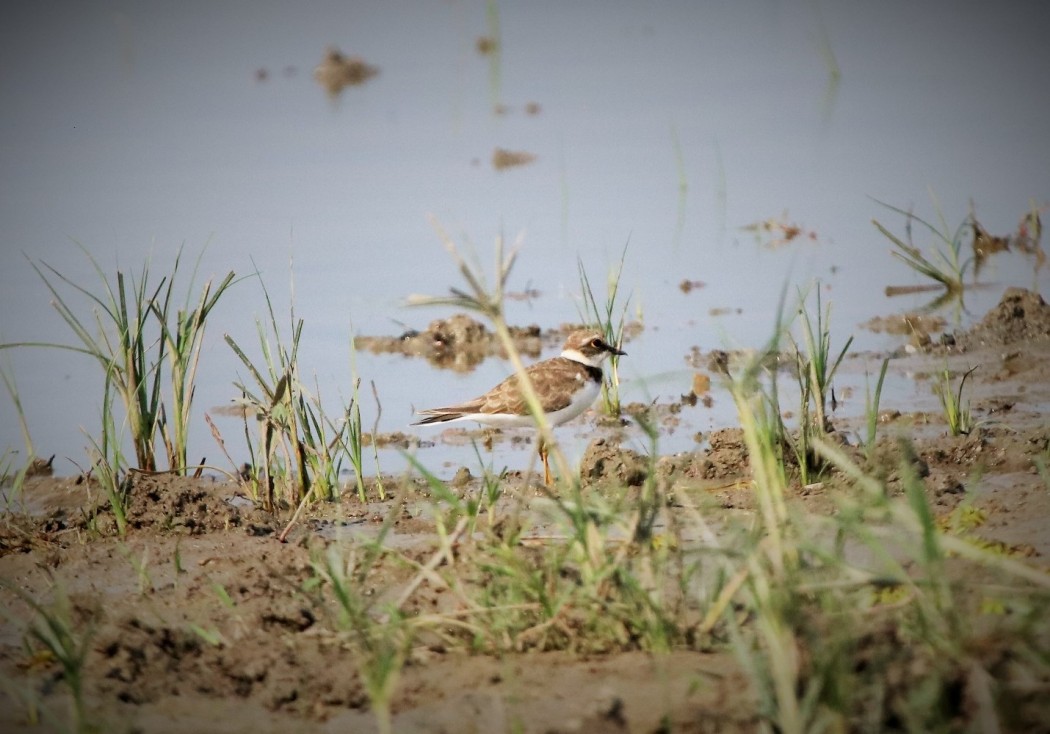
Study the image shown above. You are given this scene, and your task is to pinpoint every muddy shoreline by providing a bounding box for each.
[2,288,1050,733]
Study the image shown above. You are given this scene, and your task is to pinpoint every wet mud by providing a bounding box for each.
[2,289,1050,733]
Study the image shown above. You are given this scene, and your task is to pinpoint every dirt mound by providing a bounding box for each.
[659,428,750,483]
[957,287,1050,347]
[122,474,277,536]
[579,438,648,486]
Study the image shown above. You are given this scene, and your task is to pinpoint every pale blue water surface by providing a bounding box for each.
[2,1,1048,478]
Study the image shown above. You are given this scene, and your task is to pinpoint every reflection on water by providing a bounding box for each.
[1,1,1048,478]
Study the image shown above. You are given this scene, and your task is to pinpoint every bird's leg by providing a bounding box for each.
[538,436,552,485]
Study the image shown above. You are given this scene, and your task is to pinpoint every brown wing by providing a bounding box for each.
[415,357,596,422]
[475,357,593,415]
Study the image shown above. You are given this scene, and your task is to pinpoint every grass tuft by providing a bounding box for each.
[935,365,977,436]
[873,195,974,306]
[577,244,631,416]
[0,578,96,733]
[2,245,235,475]
[224,263,356,510]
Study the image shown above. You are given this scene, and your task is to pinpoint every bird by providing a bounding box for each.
[412,328,626,484]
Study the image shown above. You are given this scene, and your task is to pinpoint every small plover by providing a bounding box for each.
[413,329,625,484]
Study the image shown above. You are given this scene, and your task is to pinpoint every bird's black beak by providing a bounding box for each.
[604,341,626,357]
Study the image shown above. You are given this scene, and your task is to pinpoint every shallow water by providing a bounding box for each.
[1,1,1048,479]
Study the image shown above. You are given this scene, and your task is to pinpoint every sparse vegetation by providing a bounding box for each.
[784,282,854,484]
[2,230,1050,733]
[935,365,977,436]
[1,246,235,475]
[224,266,358,509]
[308,510,413,734]
[85,378,131,536]
[864,356,891,457]
[0,579,96,733]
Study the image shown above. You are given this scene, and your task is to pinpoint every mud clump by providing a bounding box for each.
[668,428,750,482]
[580,438,648,486]
[955,288,1050,348]
[355,314,542,372]
[123,475,273,536]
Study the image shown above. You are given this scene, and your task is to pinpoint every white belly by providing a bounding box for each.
[544,378,601,426]
[458,378,601,428]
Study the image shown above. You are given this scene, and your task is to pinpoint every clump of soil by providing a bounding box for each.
[579,438,647,486]
[953,287,1050,348]
[122,474,279,537]
[355,314,543,371]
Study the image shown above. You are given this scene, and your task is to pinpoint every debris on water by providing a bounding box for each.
[495,102,544,117]
[313,46,378,96]
[972,206,1046,277]
[705,350,730,375]
[492,147,536,170]
[883,284,945,297]
[691,372,711,395]
[363,431,429,449]
[741,213,819,248]
[505,286,541,302]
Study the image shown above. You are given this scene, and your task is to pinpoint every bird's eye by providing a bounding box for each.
[591,338,602,348]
